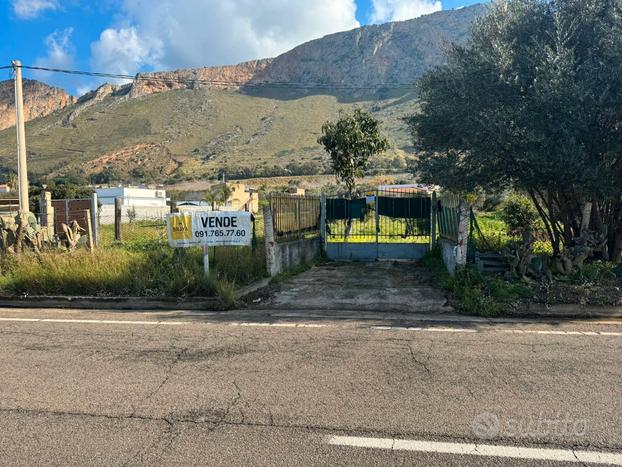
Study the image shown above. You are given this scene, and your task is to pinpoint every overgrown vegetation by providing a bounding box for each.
[0,240,266,307]
[421,248,533,317]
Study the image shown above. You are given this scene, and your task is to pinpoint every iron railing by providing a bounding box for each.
[325,189,432,243]
[270,193,321,241]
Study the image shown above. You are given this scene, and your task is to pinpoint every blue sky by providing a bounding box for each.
[1,0,485,95]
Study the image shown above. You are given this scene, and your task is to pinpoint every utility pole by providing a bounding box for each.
[12,60,29,213]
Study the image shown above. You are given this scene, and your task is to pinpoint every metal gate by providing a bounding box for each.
[322,189,434,261]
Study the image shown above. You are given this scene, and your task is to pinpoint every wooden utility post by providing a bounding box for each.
[12,60,29,213]
[114,197,122,241]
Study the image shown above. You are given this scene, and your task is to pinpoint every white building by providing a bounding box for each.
[96,186,169,224]
[96,187,167,207]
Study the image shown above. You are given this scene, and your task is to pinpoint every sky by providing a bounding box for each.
[1,0,486,95]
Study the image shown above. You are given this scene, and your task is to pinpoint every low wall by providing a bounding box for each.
[325,242,429,261]
[264,205,320,276]
[440,238,459,276]
[267,237,321,277]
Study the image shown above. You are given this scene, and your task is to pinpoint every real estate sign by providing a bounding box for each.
[167,211,252,248]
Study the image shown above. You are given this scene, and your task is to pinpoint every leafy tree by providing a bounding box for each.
[318,109,389,197]
[91,167,120,185]
[204,184,233,210]
[407,0,622,259]
[500,195,541,237]
[5,171,17,192]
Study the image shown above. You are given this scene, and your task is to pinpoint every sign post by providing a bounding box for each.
[166,211,252,276]
[203,244,210,275]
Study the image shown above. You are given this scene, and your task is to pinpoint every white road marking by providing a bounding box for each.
[0,316,619,336]
[326,436,622,465]
[372,325,622,337]
[502,329,622,337]
[371,326,477,333]
[0,317,328,328]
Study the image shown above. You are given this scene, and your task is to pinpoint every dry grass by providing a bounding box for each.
[0,241,266,303]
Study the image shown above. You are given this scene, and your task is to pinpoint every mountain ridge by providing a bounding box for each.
[0,4,487,181]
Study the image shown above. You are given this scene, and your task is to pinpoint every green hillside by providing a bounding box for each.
[0,88,417,183]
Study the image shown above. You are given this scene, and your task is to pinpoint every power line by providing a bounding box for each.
[15,64,419,91]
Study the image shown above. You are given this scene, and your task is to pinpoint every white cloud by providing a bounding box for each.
[89,0,360,75]
[12,0,58,19]
[32,28,80,91]
[370,0,442,23]
[34,28,75,70]
[90,27,157,77]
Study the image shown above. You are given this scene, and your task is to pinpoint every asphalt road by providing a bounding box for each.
[0,307,621,466]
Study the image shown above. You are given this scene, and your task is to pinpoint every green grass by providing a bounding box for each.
[473,211,553,254]
[0,241,266,306]
[326,217,430,244]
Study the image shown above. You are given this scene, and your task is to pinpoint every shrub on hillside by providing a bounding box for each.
[500,195,540,237]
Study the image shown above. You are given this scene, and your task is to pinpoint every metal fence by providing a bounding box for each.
[437,192,461,242]
[97,207,167,247]
[325,190,432,243]
[0,198,20,216]
[270,193,321,241]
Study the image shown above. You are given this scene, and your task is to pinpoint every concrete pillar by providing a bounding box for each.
[455,201,471,267]
[39,190,54,239]
[263,206,278,277]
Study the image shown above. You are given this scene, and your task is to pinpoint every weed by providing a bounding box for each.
[421,248,533,317]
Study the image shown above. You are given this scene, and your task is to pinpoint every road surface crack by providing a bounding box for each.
[407,343,431,375]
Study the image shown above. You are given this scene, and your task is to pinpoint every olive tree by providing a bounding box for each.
[407,0,622,260]
[318,109,389,198]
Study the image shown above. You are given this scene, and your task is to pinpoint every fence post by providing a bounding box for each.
[455,200,470,267]
[297,198,302,239]
[90,192,99,247]
[375,193,380,245]
[263,206,278,277]
[430,191,437,250]
[114,197,122,242]
[320,194,326,250]
[39,190,54,240]
[85,209,95,253]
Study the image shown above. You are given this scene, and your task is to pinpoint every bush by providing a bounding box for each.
[499,195,540,237]
[421,249,533,317]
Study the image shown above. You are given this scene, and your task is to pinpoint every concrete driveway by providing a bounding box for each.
[263,261,452,313]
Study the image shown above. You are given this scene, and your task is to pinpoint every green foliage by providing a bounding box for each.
[318,109,390,196]
[91,168,119,184]
[568,260,616,285]
[421,248,533,317]
[408,0,622,258]
[499,195,540,236]
[41,175,92,200]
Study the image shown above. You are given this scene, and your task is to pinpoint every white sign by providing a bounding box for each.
[167,211,252,248]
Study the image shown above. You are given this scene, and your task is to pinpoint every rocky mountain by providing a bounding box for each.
[127,4,485,98]
[0,79,76,131]
[0,4,486,182]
